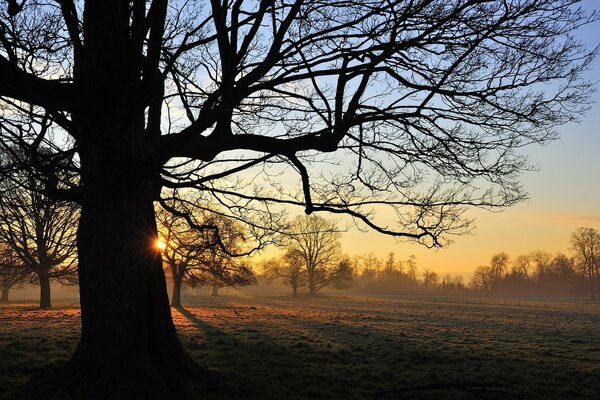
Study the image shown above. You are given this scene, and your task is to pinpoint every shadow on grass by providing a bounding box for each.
[174,305,359,400]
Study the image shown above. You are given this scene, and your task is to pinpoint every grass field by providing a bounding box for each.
[1,295,599,399]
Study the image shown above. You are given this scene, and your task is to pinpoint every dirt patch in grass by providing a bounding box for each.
[1,296,599,399]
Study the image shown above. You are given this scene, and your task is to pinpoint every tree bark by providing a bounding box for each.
[308,272,316,296]
[38,269,51,309]
[211,285,219,297]
[54,2,210,394]
[171,267,183,308]
[0,285,9,302]
[292,285,297,297]
[63,159,200,393]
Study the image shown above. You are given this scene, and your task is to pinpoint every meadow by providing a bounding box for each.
[1,295,599,399]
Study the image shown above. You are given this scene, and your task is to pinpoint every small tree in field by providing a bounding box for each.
[0,243,29,302]
[157,206,256,307]
[0,168,78,308]
[264,248,307,296]
[286,215,352,295]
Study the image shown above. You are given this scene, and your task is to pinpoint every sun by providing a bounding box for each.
[156,238,167,251]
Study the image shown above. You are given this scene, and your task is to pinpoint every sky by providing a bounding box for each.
[338,1,600,278]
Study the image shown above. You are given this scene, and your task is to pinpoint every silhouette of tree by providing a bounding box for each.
[286,215,351,295]
[489,252,509,289]
[0,0,597,391]
[421,268,439,290]
[0,243,29,302]
[571,227,600,299]
[187,216,256,297]
[512,254,532,279]
[0,167,78,308]
[471,265,493,291]
[156,206,255,307]
[264,248,307,296]
[530,250,554,282]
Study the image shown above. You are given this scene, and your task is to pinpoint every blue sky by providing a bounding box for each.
[340,1,600,277]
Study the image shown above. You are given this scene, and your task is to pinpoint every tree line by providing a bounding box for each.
[471,228,600,298]
[2,177,599,303]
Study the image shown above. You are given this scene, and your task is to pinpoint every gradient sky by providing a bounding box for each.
[339,1,600,278]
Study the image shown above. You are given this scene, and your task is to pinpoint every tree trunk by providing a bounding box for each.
[63,161,201,393]
[292,285,297,297]
[308,271,316,296]
[0,285,9,302]
[66,181,200,391]
[41,3,219,396]
[38,269,51,309]
[171,268,183,308]
[211,285,219,297]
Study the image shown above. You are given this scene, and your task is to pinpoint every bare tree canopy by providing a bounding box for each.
[264,248,308,296]
[0,242,29,302]
[571,227,600,299]
[285,215,351,295]
[0,161,78,308]
[156,205,256,307]
[0,0,597,393]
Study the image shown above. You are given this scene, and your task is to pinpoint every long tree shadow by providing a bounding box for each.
[172,302,540,400]
[176,306,228,337]
[173,305,359,399]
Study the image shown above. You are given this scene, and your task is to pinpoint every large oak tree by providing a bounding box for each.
[0,0,597,394]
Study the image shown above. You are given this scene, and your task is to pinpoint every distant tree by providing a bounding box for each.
[329,257,354,290]
[264,249,307,297]
[489,252,510,289]
[422,269,439,290]
[441,274,464,290]
[570,228,600,299]
[512,254,532,279]
[530,250,554,282]
[192,231,256,297]
[451,275,465,290]
[156,207,203,307]
[0,171,78,308]
[548,253,576,278]
[358,253,382,289]
[157,207,255,306]
[286,215,348,296]
[471,265,493,292]
[0,243,29,302]
[406,256,418,282]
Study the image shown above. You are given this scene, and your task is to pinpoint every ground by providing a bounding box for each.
[0,295,599,399]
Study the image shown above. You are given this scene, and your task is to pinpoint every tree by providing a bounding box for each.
[187,218,256,297]
[571,227,600,299]
[421,269,439,290]
[406,256,418,282]
[0,0,596,391]
[286,215,352,295]
[357,253,382,289]
[489,252,510,289]
[156,207,256,307]
[471,265,493,291]
[0,243,29,302]
[0,170,78,308]
[512,254,532,279]
[264,248,307,296]
[530,250,554,282]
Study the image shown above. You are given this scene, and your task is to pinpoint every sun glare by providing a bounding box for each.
[156,238,167,251]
